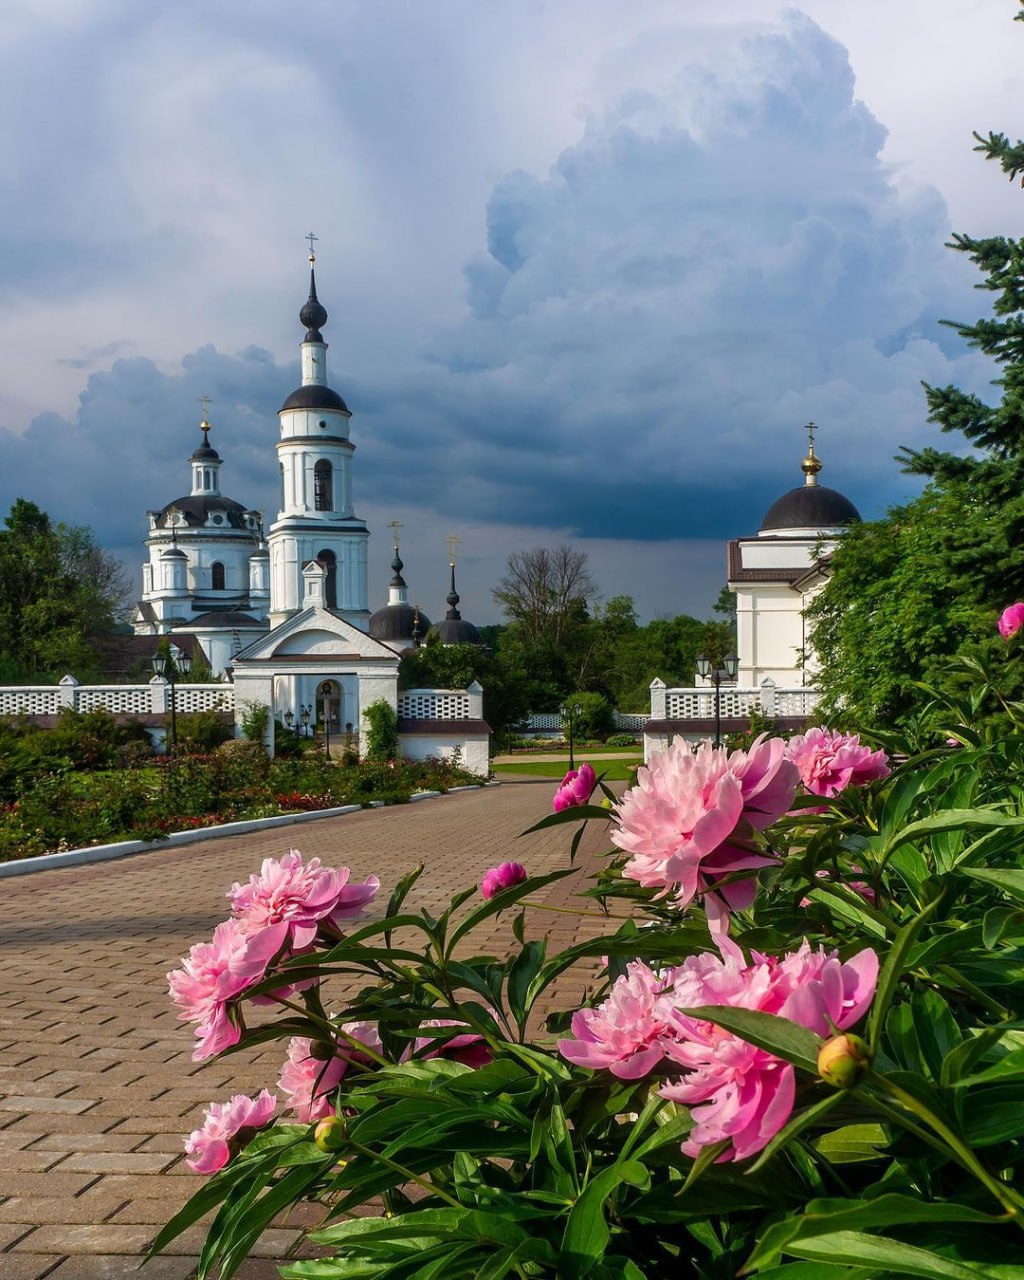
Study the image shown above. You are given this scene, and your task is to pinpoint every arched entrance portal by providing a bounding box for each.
[316,680,342,752]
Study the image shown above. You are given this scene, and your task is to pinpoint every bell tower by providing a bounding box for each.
[267,238,370,628]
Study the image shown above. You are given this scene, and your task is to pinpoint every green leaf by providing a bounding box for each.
[519,804,612,835]
[679,1006,821,1074]
[867,897,940,1053]
[882,809,1024,861]
[780,1229,999,1279]
[507,940,546,1032]
[962,866,1024,903]
[747,1092,845,1172]
[446,870,574,952]
[560,1160,650,1279]
[810,1123,889,1164]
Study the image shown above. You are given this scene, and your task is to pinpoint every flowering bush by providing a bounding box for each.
[153,716,1024,1279]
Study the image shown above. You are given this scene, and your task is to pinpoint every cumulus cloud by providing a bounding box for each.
[0,6,1009,621]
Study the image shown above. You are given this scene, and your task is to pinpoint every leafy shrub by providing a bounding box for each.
[241,702,269,743]
[175,712,234,753]
[363,698,399,761]
[561,690,614,739]
[605,732,639,747]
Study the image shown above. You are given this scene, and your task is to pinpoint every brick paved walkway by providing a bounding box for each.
[0,782,616,1279]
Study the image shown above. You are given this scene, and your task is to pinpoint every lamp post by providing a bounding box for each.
[300,705,312,738]
[152,646,192,752]
[284,710,295,734]
[560,702,576,771]
[694,652,739,749]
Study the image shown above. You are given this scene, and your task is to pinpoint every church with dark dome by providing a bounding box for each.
[726,424,859,687]
[131,245,486,722]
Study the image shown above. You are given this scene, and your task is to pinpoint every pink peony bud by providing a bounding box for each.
[999,603,1024,639]
[552,763,598,812]
[817,1033,872,1089]
[480,861,527,899]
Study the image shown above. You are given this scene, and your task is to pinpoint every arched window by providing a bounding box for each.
[211,561,225,591]
[317,549,337,609]
[314,460,333,511]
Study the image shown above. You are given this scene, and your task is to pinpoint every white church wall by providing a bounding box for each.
[399,732,490,777]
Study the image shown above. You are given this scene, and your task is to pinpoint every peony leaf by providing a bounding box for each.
[678,1006,821,1074]
[780,1229,998,1278]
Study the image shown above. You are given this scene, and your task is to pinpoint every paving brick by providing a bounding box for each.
[32,1133,144,1154]
[0,1220,35,1247]
[0,1198,126,1225]
[44,1257,198,1279]
[0,1254,61,1280]
[0,1098,97,1116]
[17,1224,156,1254]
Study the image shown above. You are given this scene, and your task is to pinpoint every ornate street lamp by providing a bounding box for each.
[300,705,312,738]
[695,652,739,749]
[152,646,192,752]
[284,710,295,733]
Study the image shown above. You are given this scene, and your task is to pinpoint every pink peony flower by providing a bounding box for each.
[414,1019,493,1069]
[278,1023,382,1123]
[228,849,379,947]
[184,1089,277,1174]
[559,937,878,1163]
[552,763,598,812]
[785,728,890,799]
[660,939,878,1162]
[168,919,287,1061]
[612,737,798,912]
[480,861,528,899]
[558,960,678,1079]
[999,602,1024,639]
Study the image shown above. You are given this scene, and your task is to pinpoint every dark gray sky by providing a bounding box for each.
[0,1,1020,623]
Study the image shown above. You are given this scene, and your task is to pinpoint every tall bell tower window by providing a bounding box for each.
[211,561,225,591]
[314,460,333,511]
[317,549,337,609]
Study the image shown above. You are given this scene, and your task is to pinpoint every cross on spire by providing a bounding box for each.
[447,534,461,564]
[199,395,212,437]
[388,519,403,551]
[806,420,817,453]
[306,231,318,264]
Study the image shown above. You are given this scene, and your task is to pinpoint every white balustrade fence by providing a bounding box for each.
[656,681,819,721]
[398,684,483,721]
[0,676,233,718]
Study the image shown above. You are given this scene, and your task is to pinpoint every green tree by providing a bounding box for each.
[808,72,1024,727]
[0,499,131,680]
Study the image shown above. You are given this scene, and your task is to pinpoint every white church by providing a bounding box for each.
[131,248,486,753]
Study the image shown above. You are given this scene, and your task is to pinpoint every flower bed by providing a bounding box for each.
[0,747,486,861]
[150,690,1024,1277]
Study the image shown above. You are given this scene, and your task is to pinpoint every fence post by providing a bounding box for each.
[649,677,667,718]
[760,677,776,717]
[150,675,169,715]
[467,681,483,719]
[58,674,79,711]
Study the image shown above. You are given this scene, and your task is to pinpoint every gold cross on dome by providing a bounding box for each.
[199,395,212,434]
[447,534,461,564]
[806,420,817,453]
[388,519,403,550]
[306,231,318,263]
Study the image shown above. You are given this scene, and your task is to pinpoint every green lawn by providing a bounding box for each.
[493,758,641,781]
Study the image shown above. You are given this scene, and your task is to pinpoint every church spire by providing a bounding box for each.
[801,420,823,488]
[190,398,222,496]
[445,560,462,620]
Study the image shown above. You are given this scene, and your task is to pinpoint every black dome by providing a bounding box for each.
[190,443,221,462]
[430,618,486,647]
[368,603,433,644]
[178,610,265,628]
[760,485,861,533]
[280,384,350,414]
[156,495,252,530]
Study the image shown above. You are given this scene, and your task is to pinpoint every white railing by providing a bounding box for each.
[0,675,232,718]
[650,678,819,721]
[398,684,483,721]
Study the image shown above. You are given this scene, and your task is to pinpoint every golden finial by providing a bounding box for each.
[388,519,403,552]
[199,394,212,437]
[801,420,822,487]
[447,533,461,565]
[306,231,318,265]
